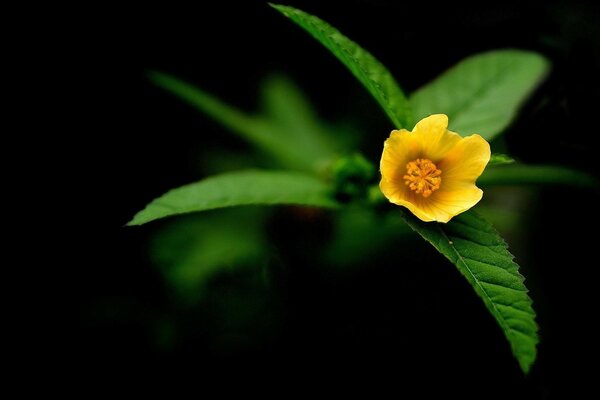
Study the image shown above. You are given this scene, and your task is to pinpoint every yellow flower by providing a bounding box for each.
[380,114,490,223]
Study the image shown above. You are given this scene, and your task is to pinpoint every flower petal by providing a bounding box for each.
[413,114,462,161]
[413,113,448,135]
[400,191,438,222]
[380,129,420,185]
[438,134,491,185]
[426,185,484,223]
[379,185,436,221]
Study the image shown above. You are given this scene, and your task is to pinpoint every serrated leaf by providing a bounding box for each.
[270,3,413,129]
[479,164,598,187]
[410,50,549,140]
[488,153,515,166]
[149,71,329,172]
[400,210,538,373]
[128,170,339,226]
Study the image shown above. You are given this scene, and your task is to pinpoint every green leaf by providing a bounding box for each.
[323,208,411,268]
[410,50,550,140]
[149,71,327,172]
[260,74,340,162]
[331,153,376,201]
[400,210,538,373]
[151,209,267,303]
[127,170,339,226]
[479,164,598,188]
[270,3,413,129]
[488,153,515,166]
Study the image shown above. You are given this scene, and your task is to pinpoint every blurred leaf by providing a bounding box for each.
[261,74,340,163]
[488,154,515,166]
[401,210,538,374]
[151,209,267,303]
[410,50,549,140]
[128,170,339,226]
[271,3,413,129]
[200,149,272,175]
[479,164,598,187]
[332,153,376,201]
[323,208,411,267]
[476,205,522,236]
[149,71,331,172]
[325,119,362,151]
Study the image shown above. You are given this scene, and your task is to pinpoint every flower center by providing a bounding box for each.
[404,158,442,197]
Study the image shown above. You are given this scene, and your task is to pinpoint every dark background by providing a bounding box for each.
[75,0,600,396]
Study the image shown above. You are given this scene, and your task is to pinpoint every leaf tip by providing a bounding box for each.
[268,3,286,13]
[125,211,149,227]
[146,70,171,86]
[269,3,297,19]
[124,218,140,227]
[518,353,536,375]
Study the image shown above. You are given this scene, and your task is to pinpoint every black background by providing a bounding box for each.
[73,0,600,396]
